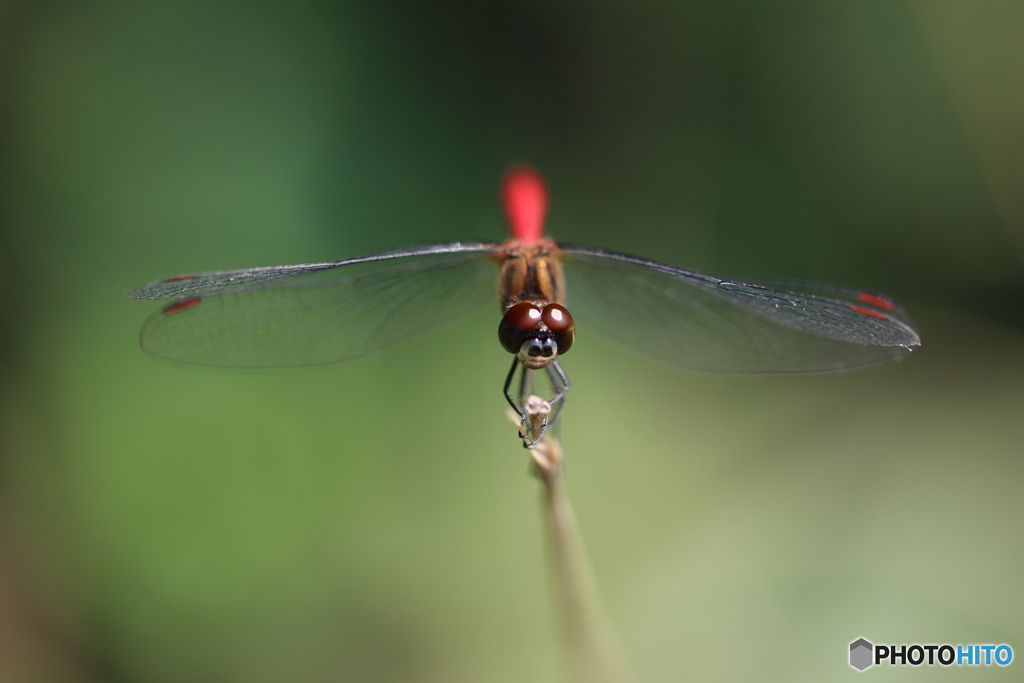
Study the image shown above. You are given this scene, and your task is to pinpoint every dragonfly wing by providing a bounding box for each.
[136,246,500,368]
[128,242,499,300]
[560,245,920,374]
[716,274,919,332]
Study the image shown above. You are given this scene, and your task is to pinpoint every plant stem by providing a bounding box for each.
[532,437,635,683]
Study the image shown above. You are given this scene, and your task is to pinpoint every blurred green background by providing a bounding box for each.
[2,1,1022,681]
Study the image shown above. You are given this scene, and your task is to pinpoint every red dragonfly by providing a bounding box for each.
[129,166,920,445]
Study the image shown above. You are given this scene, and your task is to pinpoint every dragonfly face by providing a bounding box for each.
[498,301,575,370]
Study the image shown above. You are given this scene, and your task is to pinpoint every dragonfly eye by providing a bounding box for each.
[542,304,574,354]
[498,302,544,354]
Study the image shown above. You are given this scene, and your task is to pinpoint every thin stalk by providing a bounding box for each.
[530,436,635,683]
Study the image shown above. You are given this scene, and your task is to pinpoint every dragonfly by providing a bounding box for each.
[129,165,920,446]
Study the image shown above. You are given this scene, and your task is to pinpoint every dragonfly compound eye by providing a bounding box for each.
[498,302,544,354]
[541,303,574,354]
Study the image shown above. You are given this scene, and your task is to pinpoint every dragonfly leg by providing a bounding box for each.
[503,358,547,446]
[503,357,528,426]
[544,360,571,427]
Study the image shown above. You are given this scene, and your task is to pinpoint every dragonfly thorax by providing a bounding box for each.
[497,242,565,311]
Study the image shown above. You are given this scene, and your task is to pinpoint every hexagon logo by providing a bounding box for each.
[850,638,874,671]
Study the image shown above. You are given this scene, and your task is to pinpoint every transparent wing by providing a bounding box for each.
[134,246,500,368]
[128,242,498,299]
[559,245,920,374]
[717,274,918,327]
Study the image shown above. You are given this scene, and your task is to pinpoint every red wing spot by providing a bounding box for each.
[857,291,896,311]
[163,298,201,314]
[164,275,199,282]
[849,305,889,320]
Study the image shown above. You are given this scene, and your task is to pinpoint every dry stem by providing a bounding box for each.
[530,435,635,683]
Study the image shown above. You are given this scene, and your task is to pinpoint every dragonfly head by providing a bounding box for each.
[498,301,574,369]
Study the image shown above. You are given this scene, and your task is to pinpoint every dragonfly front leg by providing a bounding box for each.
[503,356,526,422]
[504,357,541,444]
[544,360,571,428]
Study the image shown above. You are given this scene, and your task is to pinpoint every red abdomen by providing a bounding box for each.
[501,165,549,246]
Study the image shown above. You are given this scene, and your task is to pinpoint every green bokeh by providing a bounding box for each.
[1,1,1022,681]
